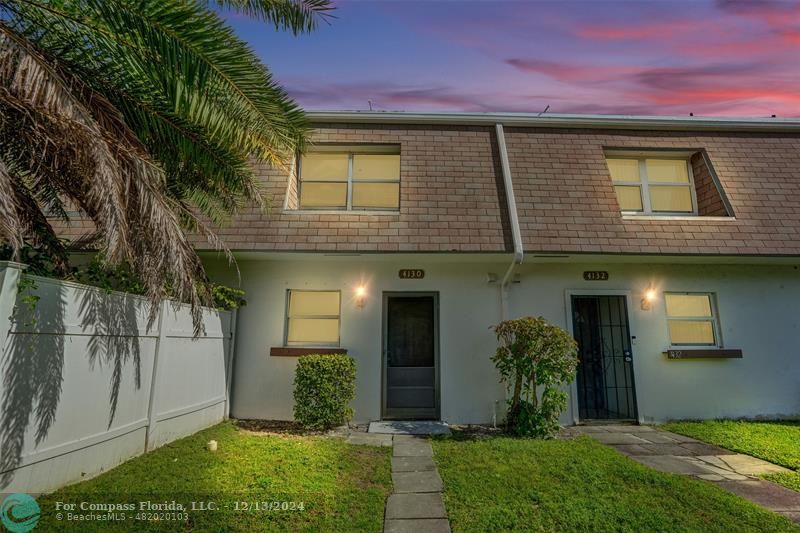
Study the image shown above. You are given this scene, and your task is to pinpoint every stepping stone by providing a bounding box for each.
[346,433,393,447]
[393,435,426,444]
[676,442,730,456]
[632,432,681,444]
[716,480,800,515]
[631,455,723,476]
[385,493,447,520]
[384,519,451,533]
[721,473,750,481]
[591,432,651,445]
[695,455,733,470]
[709,454,792,476]
[655,431,699,443]
[392,456,437,472]
[698,474,725,481]
[603,424,656,432]
[681,457,734,476]
[394,441,433,457]
[392,470,444,493]
[613,444,656,456]
[640,443,696,456]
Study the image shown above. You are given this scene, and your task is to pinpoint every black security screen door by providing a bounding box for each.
[384,294,438,419]
[571,295,637,420]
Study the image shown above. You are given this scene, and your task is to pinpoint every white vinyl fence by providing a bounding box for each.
[0,261,237,494]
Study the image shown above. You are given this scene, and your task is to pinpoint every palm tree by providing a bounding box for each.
[0,0,331,329]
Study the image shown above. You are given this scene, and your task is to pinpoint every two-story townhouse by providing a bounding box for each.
[156,112,800,425]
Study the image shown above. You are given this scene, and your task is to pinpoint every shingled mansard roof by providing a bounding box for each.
[59,112,800,257]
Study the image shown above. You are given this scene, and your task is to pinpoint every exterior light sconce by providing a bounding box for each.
[355,286,367,309]
[641,288,657,311]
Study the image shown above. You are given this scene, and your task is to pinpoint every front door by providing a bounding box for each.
[571,295,637,420]
[383,293,439,419]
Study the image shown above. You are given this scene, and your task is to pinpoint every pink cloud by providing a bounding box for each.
[575,18,708,40]
[505,58,639,82]
[642,87,800,106]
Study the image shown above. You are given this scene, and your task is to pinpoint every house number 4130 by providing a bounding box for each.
[399,269,425,279]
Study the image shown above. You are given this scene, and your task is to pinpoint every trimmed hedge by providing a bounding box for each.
[293,354,357,430]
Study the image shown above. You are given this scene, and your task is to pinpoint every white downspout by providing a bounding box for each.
[494,123,524,425]
[495,123,524,320]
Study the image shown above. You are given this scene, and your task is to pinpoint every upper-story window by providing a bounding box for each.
[607,156,697,215]
[298,145,400,210]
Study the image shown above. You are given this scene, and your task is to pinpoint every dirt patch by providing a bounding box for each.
[446,424,507,441]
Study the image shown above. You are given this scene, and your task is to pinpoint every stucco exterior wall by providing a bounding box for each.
[206,256,507,424]
[209,256,800,425]
[508,262,800,424]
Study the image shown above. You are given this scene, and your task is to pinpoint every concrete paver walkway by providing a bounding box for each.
[369,421,451,435]
[564,424,800,523]
[345,430,451,532]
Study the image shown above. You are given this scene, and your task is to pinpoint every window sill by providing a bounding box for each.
[282,209,400,216]
[665,348,742,359]
[270,347,347,357]
[622,214,735,221]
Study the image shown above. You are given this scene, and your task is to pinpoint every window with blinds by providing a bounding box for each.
[299,146,400,210]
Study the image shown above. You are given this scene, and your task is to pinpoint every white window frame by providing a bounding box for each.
[284,289,342,347]
[664,292,722,348]
[298,146,400,211]
[608,155,699,216]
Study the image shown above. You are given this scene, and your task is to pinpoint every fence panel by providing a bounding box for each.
[0,262,235,494]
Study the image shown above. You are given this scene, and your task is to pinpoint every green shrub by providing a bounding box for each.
[207,283,247,310]
[491,316,579,438]
[293,354,356,430]
[1,244,247,311]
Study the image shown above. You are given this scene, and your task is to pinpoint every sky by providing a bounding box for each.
[222,0,800,117]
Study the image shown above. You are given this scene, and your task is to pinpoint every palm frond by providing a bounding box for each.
[0,160,24,252]
[0,25,208,330]
[6,0,301,218]
[0,0,328,332]
[213,0,334,34]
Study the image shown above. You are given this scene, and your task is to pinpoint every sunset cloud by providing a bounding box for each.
[224,0,800,117]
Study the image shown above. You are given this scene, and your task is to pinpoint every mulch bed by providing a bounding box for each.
[446,424,507,440]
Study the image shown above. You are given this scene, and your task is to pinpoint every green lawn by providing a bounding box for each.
[663,419,800,492]
[432,435,798,532]
[37,422,391,532]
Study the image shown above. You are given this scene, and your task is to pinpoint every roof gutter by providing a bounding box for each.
[495,123,523,320]
[309,111,800,133]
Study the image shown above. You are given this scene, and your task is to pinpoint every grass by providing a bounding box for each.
[36,421,391,532]
[432,435,798,532]
[663,419,800,492]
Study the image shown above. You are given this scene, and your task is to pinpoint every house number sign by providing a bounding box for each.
[583,271,609,281]
[399,269,425,279]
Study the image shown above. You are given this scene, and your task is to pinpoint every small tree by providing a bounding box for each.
[491,317,578,438]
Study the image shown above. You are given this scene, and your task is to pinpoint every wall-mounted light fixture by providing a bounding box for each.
[355,286,367,309]
[641,287,657,311]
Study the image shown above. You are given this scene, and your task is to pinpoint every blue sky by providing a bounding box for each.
[223,0,800,116]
